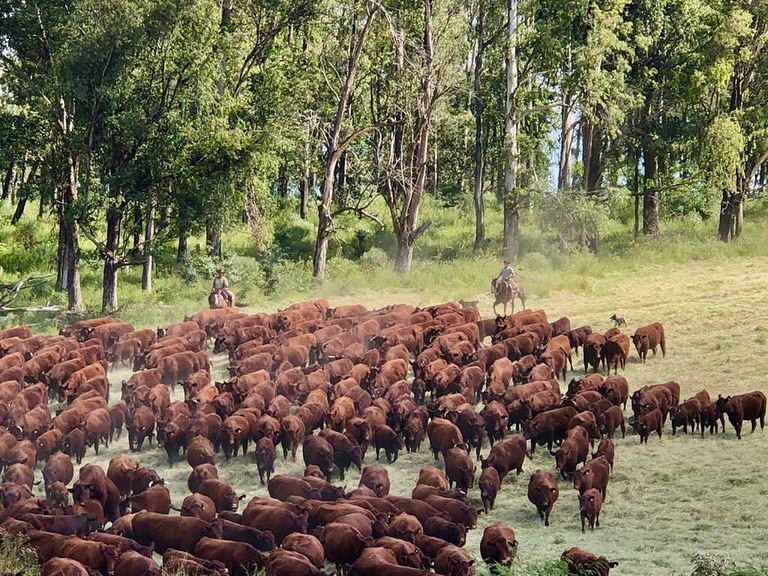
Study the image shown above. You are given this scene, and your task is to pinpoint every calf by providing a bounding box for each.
[633,407,663,443]
[579,489,603,532]
[255,437,275,484]
[479,466,500,515]
[527,469,558,526]
[670,399,702,435]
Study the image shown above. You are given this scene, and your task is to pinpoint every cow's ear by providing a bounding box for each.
[239,494,246,500]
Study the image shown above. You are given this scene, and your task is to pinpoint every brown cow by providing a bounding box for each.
[670,398,702,435]
[199,478,243,513]
[387,512,423,544]
[427,418,463,460]
[126,406,155,452]
[633,407,663,443]
[592,437,615,470]
[555,426,590,479]
[62,429,87,464]
[187,436,215,468]
[107,454,137,498]
[181,494,217,522]
[632,322,666,361]
[597,405,625,439]
[480,434,526,481]
[107,338,142,370]
[265,549,325,576]
[131,512,224,554]
[561,547,618,576]
[281,534,325,569]
[602,333,630,374]
[572,456,610,499]
[423,517,466,547]
[84,408,111,454]
[478,466,500,515]
[479,523,517,568]
[583,333,606,373]
[443,446,474,493]
[717,392,767,439]
[579,488,603,532]
[130,483,172,515]
[255,437,276,485]
[524,406,577,455]
[113,550,162,576]
[41,557,92,576]
[359,465,390,497]
[195,537,264,576]
[527,469,558,526]
[188,464,219,494]
[43,452,74,493]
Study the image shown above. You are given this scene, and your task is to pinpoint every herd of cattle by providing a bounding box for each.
[0,299,765,576]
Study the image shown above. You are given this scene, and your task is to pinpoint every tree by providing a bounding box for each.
[502,0,520,260]
[312,0,379,279]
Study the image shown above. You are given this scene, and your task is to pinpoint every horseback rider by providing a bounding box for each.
[495,260,518,293]
[211,268,234,307]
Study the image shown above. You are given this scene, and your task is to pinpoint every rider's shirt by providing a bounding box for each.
[213,276,229,290]
[500,266,515,280]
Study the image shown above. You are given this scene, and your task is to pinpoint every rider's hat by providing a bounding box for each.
[503,260,510,264]
[216,268,224,274]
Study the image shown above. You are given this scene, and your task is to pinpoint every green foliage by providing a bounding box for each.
[0,534,41,576]
[691,552,768,576]
[535,192,610,250]
[702,115,745,194]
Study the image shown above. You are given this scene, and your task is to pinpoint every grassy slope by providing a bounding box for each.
[32,253,768,576]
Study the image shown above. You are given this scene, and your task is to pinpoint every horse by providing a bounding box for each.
[491,277,526,316]
[209,289,236,309]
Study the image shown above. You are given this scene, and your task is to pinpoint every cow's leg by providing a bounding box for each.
[751,418,757,433]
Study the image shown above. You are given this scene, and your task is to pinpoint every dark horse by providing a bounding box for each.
[491,278,526,316]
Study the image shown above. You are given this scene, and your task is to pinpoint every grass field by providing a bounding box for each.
[26,253,768,576]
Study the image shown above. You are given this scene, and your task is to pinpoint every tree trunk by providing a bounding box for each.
[177,226,188,264]
[133,205,142,253]
[394,235,413,274]
[64,153,84,313]
[55,202,68,292]
[102,205,122,313]
[472,0,485,253]
[11,198,26,225]
[392,0,435,275]
[277,162,288,198]
[718,188,737,242]
[502,0,520,261]
[206,219,222,259]
[642,144,659,237]
[336,152,348,208]
[2,164,14,202]
[142,202,155,291]
[300,139,311,220]
[633,147,640,238]
[312,5,378,279]
[313,164,336,278]
[558,89,573,191]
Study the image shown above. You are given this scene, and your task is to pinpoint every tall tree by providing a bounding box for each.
[312,1,379,279]
[502,0,520,260]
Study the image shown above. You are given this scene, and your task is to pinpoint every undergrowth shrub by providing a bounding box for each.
[0,533,41,576]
